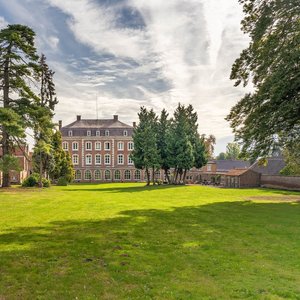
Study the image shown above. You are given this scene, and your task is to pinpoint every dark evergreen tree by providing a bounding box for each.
[157,109,171,183]
[131,107,160,185]
[170,104,194,183]
[0,24,39,187]
[49,131,74,182]
[33,54,58,187]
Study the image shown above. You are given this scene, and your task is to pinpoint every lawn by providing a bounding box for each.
[0,183,300,300]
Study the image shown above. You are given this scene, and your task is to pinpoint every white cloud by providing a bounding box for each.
[0,16,8,28]
[46,0,150,60]
[48,35,59,50]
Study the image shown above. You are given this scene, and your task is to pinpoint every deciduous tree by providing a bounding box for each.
[227,0,300,159]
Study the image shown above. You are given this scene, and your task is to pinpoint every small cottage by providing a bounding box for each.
[224,168,261,188]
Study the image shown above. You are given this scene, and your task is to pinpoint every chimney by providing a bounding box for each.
[77,115,81,121]
[113,115,118,121]
[133,122,136,128]
[58,120,62,130]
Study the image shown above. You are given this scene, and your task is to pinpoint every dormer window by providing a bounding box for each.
[105,130,109,136]
[87,130,91,136]
[207,164,212,172]
[68,130,72,137]
[96,130,100,136]
[123,130,128,136]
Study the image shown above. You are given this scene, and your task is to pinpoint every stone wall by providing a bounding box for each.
[261,175,300,191]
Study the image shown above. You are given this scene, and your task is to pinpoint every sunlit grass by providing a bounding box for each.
[0,183,300,299]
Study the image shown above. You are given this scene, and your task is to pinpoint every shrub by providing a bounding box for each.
[22,174,51,188]
[22,173,39,187]
[42,178,51,187]
[57,177,68,186]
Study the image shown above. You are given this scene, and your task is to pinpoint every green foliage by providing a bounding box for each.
[42,178,51,187]
[131,107,160,185]
[227,0,300,159]
[57,176,68,186]
[225,143,241,160]
[0,24,58,187]
[0,155,21,176]
[168,104,207,183]
[280,143,300,176]
[22,173,39,187]
[22,173,50,187]
[49,131,74,182]
[157,109,171,182]
[217,152,226,160]
[132,104,208,185]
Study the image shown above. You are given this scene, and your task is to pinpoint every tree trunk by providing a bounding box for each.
[146,168,150,186]
[182,169,187,184]
[39,150,43,188]
[174,169,179,185]
[152,166,155,185]
[164,168,170,184]
[2,46,12,187]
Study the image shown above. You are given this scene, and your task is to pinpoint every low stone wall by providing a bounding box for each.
[261,175,300,191]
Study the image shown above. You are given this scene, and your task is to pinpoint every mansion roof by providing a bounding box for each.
[60,115,134,137]
[61,115,133,129]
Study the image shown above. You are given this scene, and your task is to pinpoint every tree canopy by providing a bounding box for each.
[227,0,300,159]
[131,104,208,185]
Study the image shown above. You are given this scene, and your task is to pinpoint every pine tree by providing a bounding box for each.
[49,131,74,182]
[0,24,40,187]
[33,54,58,187]
[157,109,171,183]
[131,107,160,185]
[170,104,194,184]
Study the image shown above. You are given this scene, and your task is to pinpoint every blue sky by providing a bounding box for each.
[0,0,251,155]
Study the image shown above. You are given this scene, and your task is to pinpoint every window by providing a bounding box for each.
[72,142,79,151]
[124,170,131,180]
[123,130,128,136]
[104,170,111,180]
[134,170,141,180]
[75,170,81,180]
[68,130,72,137]
[95,142,101,150]
[85,154,92,165]
[84,170,92,180]
[128,142,134,150]
[207,164,212,172]
[95,154,101,165]
[117,142,124,151]
[72,154,79,165]
[128,155,134,165]
[114,170,121,180]
[117,154,124,165]
[104,142,110,150]
[87,130,91,136]
[96,130,100,136]
[86,142,92,150]
[104,154,110,165]
[155,170,161,180]
[62,142,68,150]
[105,130,109,136]
[94,170,101,180]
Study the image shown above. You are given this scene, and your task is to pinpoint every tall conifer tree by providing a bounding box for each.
[0,24,39,187]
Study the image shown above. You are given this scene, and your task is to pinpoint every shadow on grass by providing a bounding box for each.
[1,201,300,299]
[65,184,184,193]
